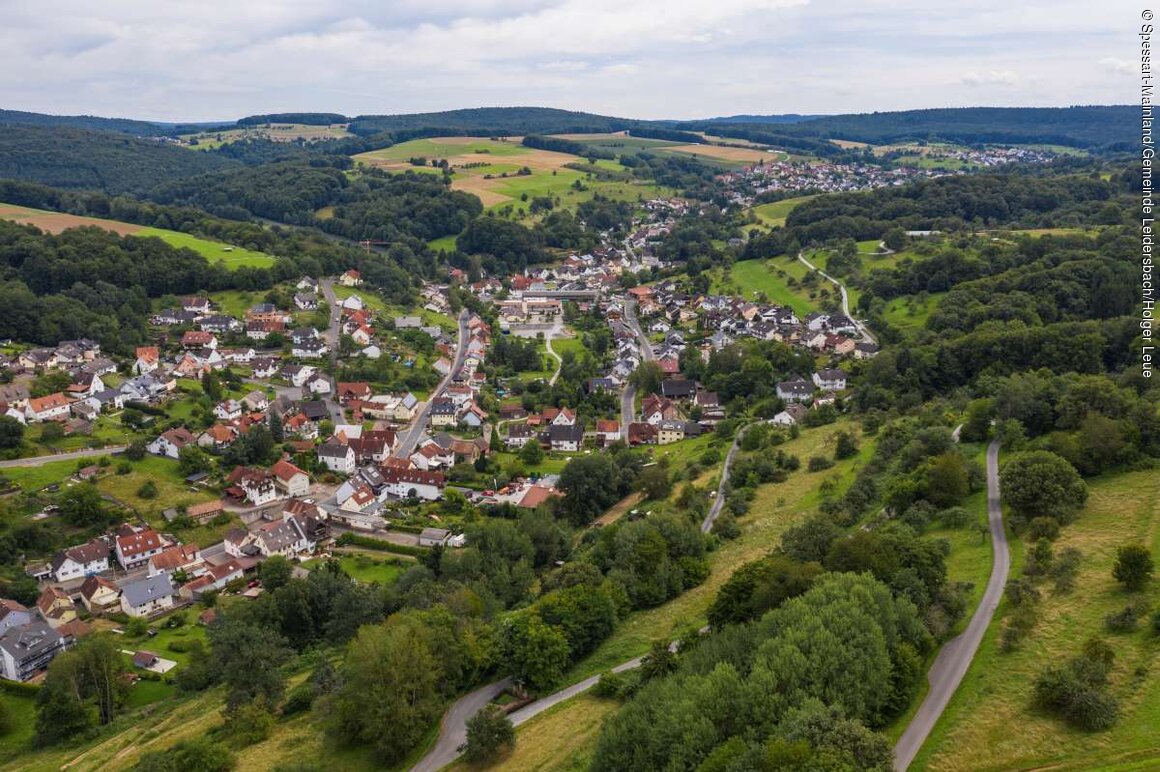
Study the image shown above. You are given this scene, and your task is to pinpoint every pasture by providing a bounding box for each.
[0,203,275,269]
[355,136,668,210]
[179,122,351,149]
[748,194,818,228]
[917,469,1160,772]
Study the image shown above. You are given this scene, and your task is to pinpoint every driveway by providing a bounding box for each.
[893,439,1008,770]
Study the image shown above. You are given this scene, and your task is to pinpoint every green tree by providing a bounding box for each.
[834,431,859,460]
[136,480,158,499]
[258,555,294,590]
[36,636,128,745]
[331,616,444,763]
[209,619,293,710]
[464,705,515,763]
[519,439,544,466]
[57,483,109,528]
[201,372,223,401]
[178,444,212,476]
[0,416,24,450]
[134,738,235,772]
[925,453,969,508]
[636,464,672,501]
[556,453,620,526]
[1000,451,1087,523]
[708,554,823,628]
[1112,544,1154,591]
[500,613,570,692]
[628,361,663,396]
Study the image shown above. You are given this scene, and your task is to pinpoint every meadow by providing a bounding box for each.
[747,194,818,229]
[353,136,668,211]
[708,256,830,316]
[0,202,275,269]
[916,469,1160,772]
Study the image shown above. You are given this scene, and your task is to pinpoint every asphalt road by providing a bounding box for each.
[701,423,750,534]
[317,278,346,424]
[893,439,1008,771]
[0,446,128,468]
[392,308,470,459]
[411,420,751,771]
[619,298,654,428]
[797,252,877,344]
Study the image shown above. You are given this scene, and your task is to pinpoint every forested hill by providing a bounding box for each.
[704,106,1134,150]
[0,125,238,194]
[0,108,168,136]
[346,106,632,136]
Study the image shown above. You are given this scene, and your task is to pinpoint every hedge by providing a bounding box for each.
[0,679,41,695]
[337,532,427,557]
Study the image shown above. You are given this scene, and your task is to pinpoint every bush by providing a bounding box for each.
[1033,639,1120,731]
[937,506,972,529]
[1112,544,1154,591]
[134,738,234,771]
[1028,517,1061,541]
[116,461,132,475]
[1105,600,1149,633]
[222,701,274,747]
[137,480,158,499]
[280,683,315,716]
[807,456,834,472]
[464,705,515,763]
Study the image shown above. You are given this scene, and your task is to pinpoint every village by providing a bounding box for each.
[0,192,878,685]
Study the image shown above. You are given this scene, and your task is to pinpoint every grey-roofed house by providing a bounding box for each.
[776,378,815,403]
[120,574,176,618]
[0,621,67,681]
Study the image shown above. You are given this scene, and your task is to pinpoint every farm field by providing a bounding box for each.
[0,203,275,269]
[660,143,785,166]
[549,132,681,152]
[916,468,1160,772]
[353,136,667,209]
[179,122,351,149]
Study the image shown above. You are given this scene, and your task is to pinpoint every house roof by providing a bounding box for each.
[271,459,308,482]
[0,621,62,663]
[52,539,108,571]
[186,500,224,518]
[317,441,352,459]
[27,393,71,413]
[116,527,163,558]
[149,544,200,572]
[79,575,119,601]
[120,574,175,609]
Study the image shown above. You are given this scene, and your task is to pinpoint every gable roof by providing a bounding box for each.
[120,574,175,608]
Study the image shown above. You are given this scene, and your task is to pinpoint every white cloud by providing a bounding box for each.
[0,0,1138,120]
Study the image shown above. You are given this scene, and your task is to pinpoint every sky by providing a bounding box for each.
[0,0,1139,122]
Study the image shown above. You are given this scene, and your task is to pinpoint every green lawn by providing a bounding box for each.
[748,195,818,229]
[883,292,943,334]
[0,690,38,759]
[916,468,1160,772]
[305,553,405,586]
[1,459,90,491]
[710,257,828,316]
[427,235,458,253]
[135,228,276,269]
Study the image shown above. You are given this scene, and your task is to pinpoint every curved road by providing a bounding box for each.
[893,439,1007,770]
[411,420,752,771]
[797,252,876,344]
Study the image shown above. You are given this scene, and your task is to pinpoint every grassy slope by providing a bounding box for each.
[916,468,1160,772]
[748,195,818,229]
[709,257,828,316]
[135,228,276,269]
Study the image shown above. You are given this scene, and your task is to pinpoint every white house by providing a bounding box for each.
[119,574,175,618]
[272,459,311,497]
[147,427,196,459]
[114,526,166,570]
[50,540,110,583]
[382,468,444,501]
[812,369,848,392]
[317,442,356,474]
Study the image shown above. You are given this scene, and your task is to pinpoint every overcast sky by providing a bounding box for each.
[0,0,1138,122]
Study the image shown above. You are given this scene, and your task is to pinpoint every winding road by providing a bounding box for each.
[411,418,752,771]
[893,439,1007,770]
[796,252,877,344]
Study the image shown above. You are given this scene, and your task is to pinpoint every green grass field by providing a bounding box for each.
[305,552,405,586]
[709,257,829,316]
[748,195,818,229]
[916,468,1160,772]
[136,228,276,269]
[882,292,943,334]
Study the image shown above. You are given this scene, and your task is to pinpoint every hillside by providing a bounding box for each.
[0,125,238,194]
[0,108,167,136]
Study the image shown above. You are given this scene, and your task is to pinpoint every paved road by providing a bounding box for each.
[412,418,751,771]
[797,252,877,344]
[618,299,655,427]
[0,446,127,468]
[317,278,346,424]
[701,423,751,534]
[392,309,470,459]
[893,439,1008,771]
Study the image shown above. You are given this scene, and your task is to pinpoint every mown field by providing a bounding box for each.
[707,256,830,316]
[747,195,818,229]
[353,136,668,210]
[0,202,275,269]
[916,468,1160,772]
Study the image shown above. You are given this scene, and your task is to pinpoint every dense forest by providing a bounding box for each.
[745,105,1135,151]
[0,126,238,194]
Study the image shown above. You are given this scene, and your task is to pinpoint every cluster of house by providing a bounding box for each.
[426,314,491,431]
[502,406,587,452]
[0,340,131,431]
[630,283,878,360]
[717,158,948,207]
[770,369,849,424]
[2,508,328,682]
